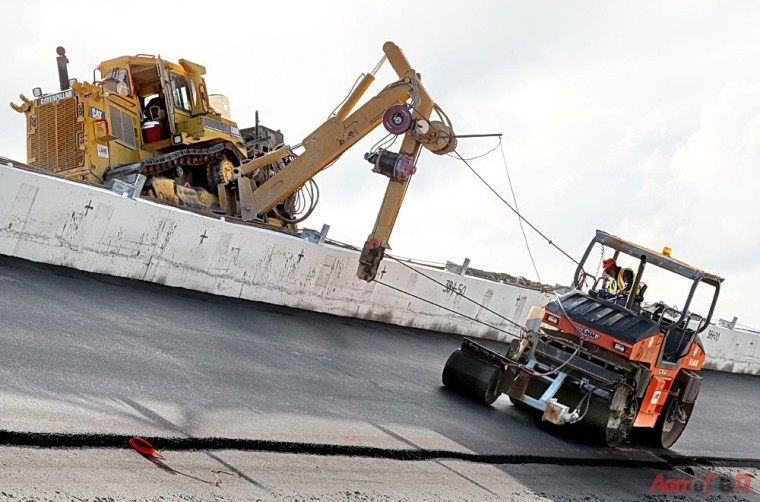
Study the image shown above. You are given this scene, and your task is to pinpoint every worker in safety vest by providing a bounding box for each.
[602,258,635,297]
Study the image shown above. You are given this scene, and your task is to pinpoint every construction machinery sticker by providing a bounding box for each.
[36,89,74,106]
[650,390,662,404]
[97,144,109,159]
[202,116,242,138]
[89,106,105,120]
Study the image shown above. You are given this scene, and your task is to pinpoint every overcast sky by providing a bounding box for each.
[1,1,758,328]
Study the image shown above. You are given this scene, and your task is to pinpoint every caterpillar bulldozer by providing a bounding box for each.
[9,43,456,281]
[442,230,723,448]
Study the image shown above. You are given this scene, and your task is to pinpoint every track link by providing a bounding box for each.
[141,142,243,177]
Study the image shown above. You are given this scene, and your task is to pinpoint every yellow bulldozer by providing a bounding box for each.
[10,43,457,281]
[11,48,260,211]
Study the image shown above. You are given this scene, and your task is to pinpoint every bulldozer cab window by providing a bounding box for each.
[103,68,131,96]
[143,93,166,121]
[170,73,194,112]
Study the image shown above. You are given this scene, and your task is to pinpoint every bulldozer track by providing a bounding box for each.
[141,141,243,177]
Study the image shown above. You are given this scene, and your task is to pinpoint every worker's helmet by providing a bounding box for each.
[602,258,616,271]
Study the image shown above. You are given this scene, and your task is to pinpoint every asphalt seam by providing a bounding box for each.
[2,431,759,469]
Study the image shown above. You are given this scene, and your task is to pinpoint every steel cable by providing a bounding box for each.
[498,142,542,283]
[373,278,515,336]
[383,254,530,335]
[326,237,528,336]
[450,148,580,267]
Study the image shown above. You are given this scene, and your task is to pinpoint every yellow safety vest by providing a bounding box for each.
[607,267,635,294]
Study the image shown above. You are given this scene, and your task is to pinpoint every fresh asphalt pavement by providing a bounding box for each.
[0,254,758,471]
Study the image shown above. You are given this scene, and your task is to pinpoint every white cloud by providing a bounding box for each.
[622,81,760,324]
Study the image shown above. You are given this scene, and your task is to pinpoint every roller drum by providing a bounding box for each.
[442,349,504,405]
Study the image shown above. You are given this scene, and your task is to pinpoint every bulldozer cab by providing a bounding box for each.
[11,48,247,198]
[97,55,241,150]
[100,56,187,143]
[573,230,723,364]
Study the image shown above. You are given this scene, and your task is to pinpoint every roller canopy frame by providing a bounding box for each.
[573,229,723,338]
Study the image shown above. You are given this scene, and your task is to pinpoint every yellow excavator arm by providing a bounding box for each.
[230,42,455,282]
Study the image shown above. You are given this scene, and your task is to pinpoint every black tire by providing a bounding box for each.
[442,349,504,405]
[604,391,639,448]
[638,397,695,449]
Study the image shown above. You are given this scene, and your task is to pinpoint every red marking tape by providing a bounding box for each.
[128,435,234,486]
[129,436,165,459]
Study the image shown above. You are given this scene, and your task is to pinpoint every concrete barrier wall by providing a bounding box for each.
[0,163,550,342]
[701,324,760,375]
[1,163,758,374]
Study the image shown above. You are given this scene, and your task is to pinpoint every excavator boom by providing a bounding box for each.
[229,42,454,281]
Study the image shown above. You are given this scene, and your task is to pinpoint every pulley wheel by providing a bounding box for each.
[425,120,457,155]
[383,104,413,135]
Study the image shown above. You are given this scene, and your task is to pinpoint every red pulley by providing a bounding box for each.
[382,104,413,135]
